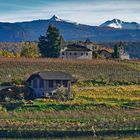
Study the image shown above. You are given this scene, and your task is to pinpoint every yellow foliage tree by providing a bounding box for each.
[20,42,39,58]
[0,50,15,58]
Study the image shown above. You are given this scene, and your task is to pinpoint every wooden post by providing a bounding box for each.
[92,125,97,137]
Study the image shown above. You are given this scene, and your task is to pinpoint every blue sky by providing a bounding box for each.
[0,0,139,25]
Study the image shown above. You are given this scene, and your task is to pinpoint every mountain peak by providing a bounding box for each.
[112,18,121,21]
[100,19,140,29]
[49,15,62,21]
[112,18,122,23]
[48,15,79,25]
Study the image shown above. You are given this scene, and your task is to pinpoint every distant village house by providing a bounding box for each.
[98,48,113,59]
[60,38,130,60]
[60,44,93,60]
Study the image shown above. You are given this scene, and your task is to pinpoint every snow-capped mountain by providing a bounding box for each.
[49,15,64,22]
[0,15,140,42]
[49,15,79,25]
[100,19,140,29]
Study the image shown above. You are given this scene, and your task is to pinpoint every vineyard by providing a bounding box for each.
[0,58,140,139]
[0,85,139,139]
[0,58,140,84]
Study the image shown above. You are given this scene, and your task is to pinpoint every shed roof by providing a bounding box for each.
[27,71,74,81]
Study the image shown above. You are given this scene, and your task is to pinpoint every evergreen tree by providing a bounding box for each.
[113,43,120,58]
[113,42,125,58]
[38,25,61,58]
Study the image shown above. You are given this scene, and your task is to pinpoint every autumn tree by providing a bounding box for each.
[21,42,39,58]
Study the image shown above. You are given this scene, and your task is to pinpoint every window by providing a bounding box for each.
[48,80,53,88]
[56,80,61,86]
[63,80,68,87]
[74,52,77,55]
[62,52,64,55]
[33,79,38,88]
[39,79,44,88]
[42,92,45,96]
[86,53,88,56]
[81,53,84,55]
[69,53,72,55]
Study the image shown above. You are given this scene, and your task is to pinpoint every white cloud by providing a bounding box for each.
[0,0,139,25]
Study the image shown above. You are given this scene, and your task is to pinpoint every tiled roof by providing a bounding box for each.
[99,47,113,53]
[65,44,92,52]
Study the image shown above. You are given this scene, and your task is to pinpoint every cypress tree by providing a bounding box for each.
[114,44,120,58]
[113,42,125,58]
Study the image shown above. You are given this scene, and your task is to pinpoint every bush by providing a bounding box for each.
[11,79,24,86]
[0,50,15,58]
[55,85,69,101]
[2,101,24,111]
[0,86,35,102]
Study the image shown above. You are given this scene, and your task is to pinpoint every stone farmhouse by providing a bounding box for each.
[60,44,93,60]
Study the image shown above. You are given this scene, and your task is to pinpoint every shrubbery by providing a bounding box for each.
[0,85,35,102]
[0,42,39,58]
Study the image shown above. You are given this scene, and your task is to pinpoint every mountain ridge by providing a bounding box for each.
[0,15,140,42]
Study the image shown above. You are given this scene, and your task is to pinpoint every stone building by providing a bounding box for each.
[60,44,92,60]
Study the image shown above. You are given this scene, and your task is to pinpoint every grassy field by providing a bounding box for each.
[0,58,140,139]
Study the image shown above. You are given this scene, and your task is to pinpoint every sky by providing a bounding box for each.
[0,0,139,25]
